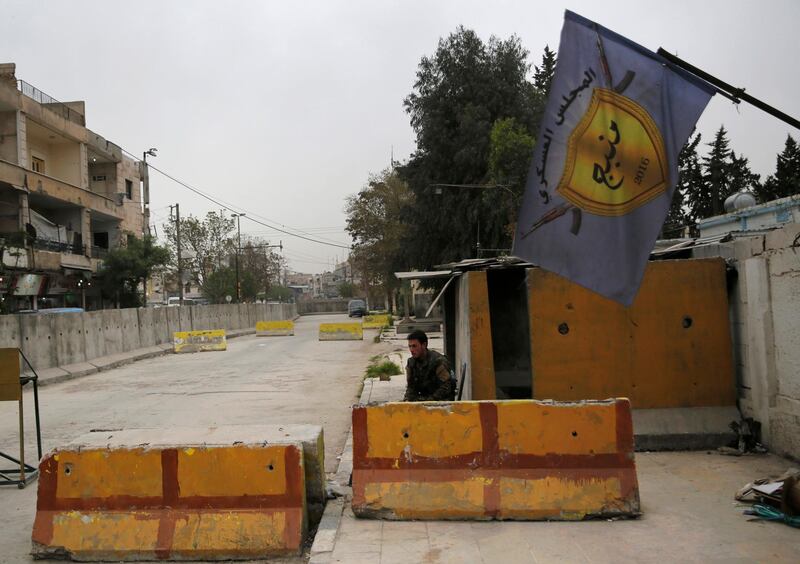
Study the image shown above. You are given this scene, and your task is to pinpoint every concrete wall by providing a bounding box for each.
[693,223,800,460]
[527,259,736,409]
[453,271,495,401]
[297,299,348,315]
[0,302,297,372]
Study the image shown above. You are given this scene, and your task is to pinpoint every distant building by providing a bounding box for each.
[0,63,146,311]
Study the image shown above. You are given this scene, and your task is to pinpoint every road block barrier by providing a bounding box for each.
[318,322,363,341]
[362,314,391,329]
[256,320,295,337]
[352,398,640,520]
[32,440,306,560]
[173,329,227,353]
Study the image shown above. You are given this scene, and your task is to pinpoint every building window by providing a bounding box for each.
[125,179,133,199]
[92,175,107,182]
[31,156,45,174]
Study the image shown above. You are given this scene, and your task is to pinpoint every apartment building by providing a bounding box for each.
[0,63,145,312]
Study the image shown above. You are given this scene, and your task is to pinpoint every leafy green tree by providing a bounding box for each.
[265,285,293,302]
[345,169,411,310]
[162,211,236,287]
[201,267,235,304]
[487,117,535,241]
[100,235,170,307]
[399,28,542,269]
[239,236,285,301]
[756,135,800,202]
[337,281,356,298]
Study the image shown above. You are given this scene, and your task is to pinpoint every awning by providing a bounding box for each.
[394,270,455,280]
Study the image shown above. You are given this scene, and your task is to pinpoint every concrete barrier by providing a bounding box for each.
[362,314,390,329]
[319,322,363,341]
[173,329,227,353]
[0,303,298,374]
[256,320,295,337]
[32,433,307,560]
[352,398,640,520]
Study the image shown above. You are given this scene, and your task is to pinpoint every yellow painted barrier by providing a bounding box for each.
[32,439,307,560]
[173,329,227,353]
[362,314,390,329]
[256,320,295,337]
[318,322,363,341]
[352,398,640,520]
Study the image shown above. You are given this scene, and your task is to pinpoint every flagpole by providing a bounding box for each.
[657,48,800,130]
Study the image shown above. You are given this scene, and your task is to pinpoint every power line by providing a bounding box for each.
[120,148,352,249]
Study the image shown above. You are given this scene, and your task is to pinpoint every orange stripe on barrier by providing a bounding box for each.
[352,399,640,521]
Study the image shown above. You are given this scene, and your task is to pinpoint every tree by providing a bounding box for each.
[533,45,557,95]
[100,235,170,307]
[756,135,800,202]
[161,211,236,287]
[532,45,557,130]
[239,236,285,301]
[265,285,293,302]
[727,151,761,197]
[201,267,236,304]
[663,134,702,237]
[345,169,411,310]
[399,28,543,269]
[337,281,356,298]
[487,117,535,240]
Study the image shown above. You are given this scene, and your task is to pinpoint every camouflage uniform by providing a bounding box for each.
[403,349,454,401]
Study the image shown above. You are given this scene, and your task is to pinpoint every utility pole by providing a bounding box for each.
[170,203,184,306]
[233,213,245,303]
[142,148,157,236]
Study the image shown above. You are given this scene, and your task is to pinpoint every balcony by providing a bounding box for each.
[17,80,85,126]
[0,159,123,219]
[30,238,85,256]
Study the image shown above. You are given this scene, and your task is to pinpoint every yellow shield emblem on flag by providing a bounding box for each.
[556,88,669,216]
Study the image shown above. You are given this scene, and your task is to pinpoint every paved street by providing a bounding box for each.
[0,313,395,563]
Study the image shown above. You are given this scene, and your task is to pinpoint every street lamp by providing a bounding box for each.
[232,213,245,303]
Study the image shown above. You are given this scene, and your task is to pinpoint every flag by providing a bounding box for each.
[513,11,716,305]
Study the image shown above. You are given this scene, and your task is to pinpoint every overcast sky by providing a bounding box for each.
[2,0,798,273]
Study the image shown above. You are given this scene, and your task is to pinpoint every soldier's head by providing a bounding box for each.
[407,330,428,359]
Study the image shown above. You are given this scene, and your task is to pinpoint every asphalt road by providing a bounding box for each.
[0,313,396,563]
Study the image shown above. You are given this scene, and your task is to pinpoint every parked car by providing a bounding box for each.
[348,299,367,317]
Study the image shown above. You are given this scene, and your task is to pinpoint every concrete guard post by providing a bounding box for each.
[173,329,227,353]
[362,315,390,329]
[256,320,295,337]
[352,398,640,521]
[318,322,363,341]
[31,435,307,561]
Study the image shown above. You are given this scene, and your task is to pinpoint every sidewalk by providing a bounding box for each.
[312,374,800,563]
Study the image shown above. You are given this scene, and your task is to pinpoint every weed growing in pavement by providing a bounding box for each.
[365,359,402,379]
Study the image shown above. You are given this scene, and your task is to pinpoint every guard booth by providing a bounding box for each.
[0,348,42,488]
[403,257,739,450]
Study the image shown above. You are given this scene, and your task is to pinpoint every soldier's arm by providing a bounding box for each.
[403,361,415,401]
[427,361,454,401]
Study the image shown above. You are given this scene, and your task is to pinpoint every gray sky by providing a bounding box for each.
[2,0,798,273]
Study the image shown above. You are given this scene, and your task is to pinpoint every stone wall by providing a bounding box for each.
[693,222,800,459]
[0,302,296,372]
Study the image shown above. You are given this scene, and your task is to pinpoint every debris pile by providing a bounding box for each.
[736,469,800,528]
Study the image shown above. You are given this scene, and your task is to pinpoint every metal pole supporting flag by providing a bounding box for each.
[657,48,800,130]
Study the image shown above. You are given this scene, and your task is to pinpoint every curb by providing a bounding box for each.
[307,375,406,563]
